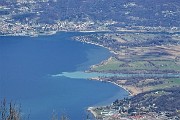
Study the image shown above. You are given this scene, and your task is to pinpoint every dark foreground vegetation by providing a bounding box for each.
[0,99,70,120]
[0,99,21,120]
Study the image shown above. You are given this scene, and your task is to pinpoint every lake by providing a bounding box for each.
[0,32,128,120]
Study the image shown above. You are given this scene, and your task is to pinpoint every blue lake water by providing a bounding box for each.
[0,32,128,120]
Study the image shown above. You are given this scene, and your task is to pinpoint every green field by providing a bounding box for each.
[92,57,180,73]
[149,78,180,90]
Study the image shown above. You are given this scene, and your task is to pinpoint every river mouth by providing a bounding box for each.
[52,71,180,79]
[0,32,129,120]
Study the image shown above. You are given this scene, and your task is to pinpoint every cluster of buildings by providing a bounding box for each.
[91,99,180,120]
[0,18,109,36]
[1,1,180,37]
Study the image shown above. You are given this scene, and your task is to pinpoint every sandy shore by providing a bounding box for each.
[106,81,134,96]
[79,40,118,55]
[90,77,143,96]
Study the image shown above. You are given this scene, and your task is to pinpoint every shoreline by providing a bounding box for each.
[78,37,133,119]
[106,80,133,96]
[87,78,134,119]
[89,77,133,96]
[78,39,139,96]
[81,41,118,55]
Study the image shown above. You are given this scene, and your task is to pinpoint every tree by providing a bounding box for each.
[0,99,21,120]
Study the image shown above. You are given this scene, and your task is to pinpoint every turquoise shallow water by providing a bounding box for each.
[52,71,180,79]
[0,32,128,120]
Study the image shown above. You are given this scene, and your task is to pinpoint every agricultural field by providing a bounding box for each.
[91,57,180,73]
